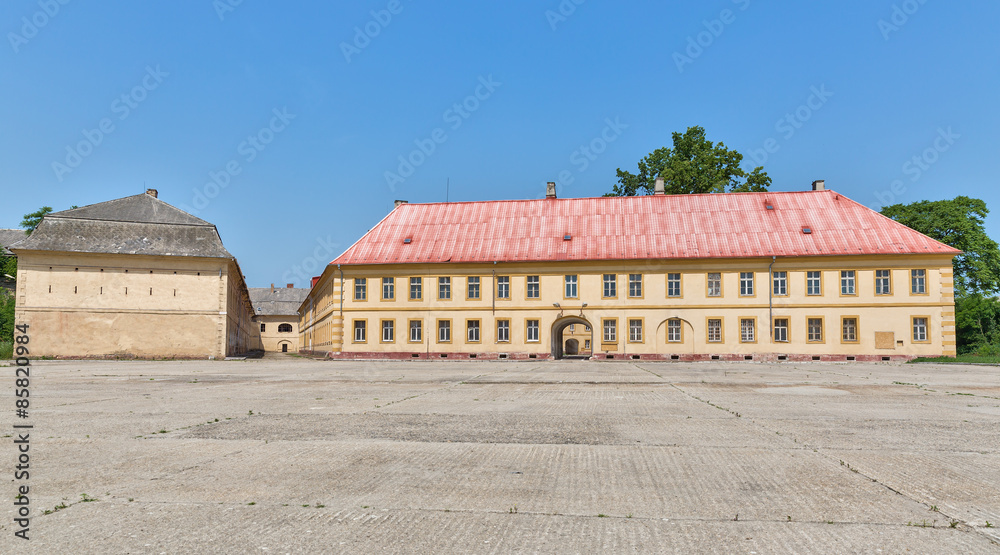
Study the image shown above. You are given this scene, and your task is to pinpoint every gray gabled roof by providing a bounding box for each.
[0,229,27,256]
[249,287,311,316]
[10,194,234,259]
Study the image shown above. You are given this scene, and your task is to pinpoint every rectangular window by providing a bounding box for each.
[603,274,617,298]
[565,275,578,298]
[807,271,822,296]
[841,270,856,296]
[628,274,642,298]
[584,340,591,350]
[438,277,451,300]
[773,271,787,296]
[438,320,451,343]
[911,269,927,294]
[354,278,367,301]
[497,276,510,299]
[740,272,754,296]
[667,273,682,297]
[467,320,480,343]
[353,320,366,343]
[497,319,510,343]
[740,318,755,343]
[667,319,682,343]
[707,273,722,297]
[842,317,858,343]
[707,319,723,343]
[467,276,481,300]
[774,318,789,343]
[526,320,540,342]
[527,275,540,299]
[381,277,395,300]
[808,318,824,342]
[409,277,422,300]
[381,320,394,342]
[603,319,617,343]
[875,270,892,295]
[629,319,643,343]
[409,320,422,343]
[913,317,928,342]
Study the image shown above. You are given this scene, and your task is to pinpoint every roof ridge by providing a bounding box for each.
[396,189,831,207]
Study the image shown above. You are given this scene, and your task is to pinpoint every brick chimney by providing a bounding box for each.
[654,177,665,195]
[546,182,557,199]
[286,283,294,288]
[270,283,275,293]
[145,188,158,198]
[812,180,825,191]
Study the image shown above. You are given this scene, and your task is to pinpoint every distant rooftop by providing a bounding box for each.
[249,287,311,316]
[0,228,26,256]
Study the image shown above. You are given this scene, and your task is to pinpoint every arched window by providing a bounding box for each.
[278,323,293,333]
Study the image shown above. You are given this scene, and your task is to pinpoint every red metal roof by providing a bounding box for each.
[331,190,961,266]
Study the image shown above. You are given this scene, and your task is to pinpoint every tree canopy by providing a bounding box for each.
[880,196,1000,296]
[607,126,771,197]
[20,206,52,235]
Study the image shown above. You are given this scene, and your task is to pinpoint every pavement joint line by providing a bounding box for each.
[642,364,998,543]
[369,366,521,411]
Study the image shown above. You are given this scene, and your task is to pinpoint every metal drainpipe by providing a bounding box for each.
[768,256,776,341]
[338,266,344,352]
[492,262,496,315]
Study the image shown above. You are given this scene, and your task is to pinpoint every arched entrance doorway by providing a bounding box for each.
[565,338,580,355]
[278,341,291,353]
[551,316,593,359]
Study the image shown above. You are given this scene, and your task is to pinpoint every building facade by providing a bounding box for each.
[10,190,260,359]
[250,285,310,353]
[299,183,959,361]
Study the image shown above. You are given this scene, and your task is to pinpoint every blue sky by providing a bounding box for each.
[2,1,997,287]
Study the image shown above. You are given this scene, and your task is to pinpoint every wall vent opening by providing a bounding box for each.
[499,353,508,359]
[812,356,821,361]
[469,354,477,359]
[847,356,856,361]
[711,355,720,360]
[671,355,680,361]
[778,355,788,361]
[630,355,640,360]
[882,356,891,361]
[529,354,538,359]
[606,355,615,360]
[440,354,448,358]
[744,355,753,360]
[411,353,420,358]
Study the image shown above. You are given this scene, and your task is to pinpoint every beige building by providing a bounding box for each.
[250,285,309,353]
[299,182,959,362]
[10,190,260,359]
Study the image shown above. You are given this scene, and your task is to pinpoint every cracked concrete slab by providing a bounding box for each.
[1,358,998,553]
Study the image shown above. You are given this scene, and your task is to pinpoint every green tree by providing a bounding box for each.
[0,290,13,344]
[1,255,15,281]
[608,126,771,197]
[20,206,52,235]
[880,197,1000,296]
[954,293,1000,355]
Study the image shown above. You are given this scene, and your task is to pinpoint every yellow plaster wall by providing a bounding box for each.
[300,254,956,358]
[14,251,260,358]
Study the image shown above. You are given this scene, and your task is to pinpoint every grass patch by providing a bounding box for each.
[910,354,1000,365]
[0,340,12,360]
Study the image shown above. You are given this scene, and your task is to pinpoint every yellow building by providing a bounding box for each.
[300,181,959,362]
[10,190,260,359]
[250,285,309,353]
